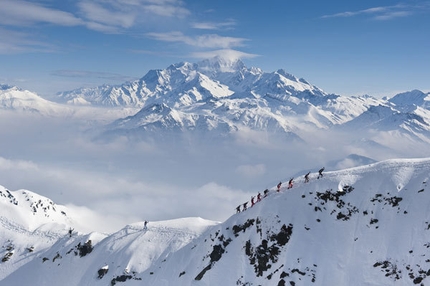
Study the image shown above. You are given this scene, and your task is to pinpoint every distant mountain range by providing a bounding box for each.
[1,158,429,285]
[1,57,430,144]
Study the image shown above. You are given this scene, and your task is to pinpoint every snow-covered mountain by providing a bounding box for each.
[2,58,430,144]
[1,158,429,285]
[388,89,430,112]
[55,57,386,139]
[341,102,430,143]
[0,84,139,123]
[0,84,73,116]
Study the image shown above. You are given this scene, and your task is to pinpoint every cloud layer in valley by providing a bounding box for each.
[1,108,428,232]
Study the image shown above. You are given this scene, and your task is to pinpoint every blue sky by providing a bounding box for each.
[0,0,429,99]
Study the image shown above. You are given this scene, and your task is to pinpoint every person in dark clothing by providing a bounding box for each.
[243,202,248,211]
[277,182,282,192]
[251,196,255,207]
[317,167,325,179]
[287,178,294,189]
[304,172,310,183]
[144,220,148,230]
[257,192,262,202]
[264,189,269,197]
[236,205,241,213]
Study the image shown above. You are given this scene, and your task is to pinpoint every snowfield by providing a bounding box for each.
[0,157,429,285]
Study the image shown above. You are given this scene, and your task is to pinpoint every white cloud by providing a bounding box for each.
[0,157,39,171]
[76,0,190,31]
[2,102,428,234]
[142,3,189,18]
[236,164,266,178]
[321,3,428,20]
[194,34,247,49]
[191,20,236,30]
[0,0,83,26]
[146,31,248,49]
[192,49,258,62]
[78,1,136,29]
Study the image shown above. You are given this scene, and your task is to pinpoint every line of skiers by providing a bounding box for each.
[236,167,324,213]
[236,189,270,213]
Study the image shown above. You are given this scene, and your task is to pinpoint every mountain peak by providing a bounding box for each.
[389,89,429,108]
[0,84,18,91]
[197,56,245,73]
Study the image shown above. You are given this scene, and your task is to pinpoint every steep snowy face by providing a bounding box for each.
[137,158,430,286]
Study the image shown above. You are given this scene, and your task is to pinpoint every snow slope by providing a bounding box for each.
[0,84,139,124]
[134,158,430,286]
[0,84,73,116]
[1,158,429,285]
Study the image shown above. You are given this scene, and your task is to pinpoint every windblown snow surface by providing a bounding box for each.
[0,158,429,285]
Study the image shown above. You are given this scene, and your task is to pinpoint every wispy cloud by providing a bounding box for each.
[191,20,236,30]
[0,0,83,26]
[51,70,137,82]
[192,49,258,61]
[0,27,55,54]
[146,31,248,49]
[77,0,190,32]
[236,164,266,178]
[0,0,193,52]
[0,0,190,32]
[321,3,430,20]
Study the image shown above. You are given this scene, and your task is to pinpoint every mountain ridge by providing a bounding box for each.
[1,57,430,150]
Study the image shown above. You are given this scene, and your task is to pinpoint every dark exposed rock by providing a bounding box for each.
[98,267,108,279]
[1,252,13,262]
[373,260,401,280]
[77,240,93,257]
[110,273,141,285]
[271,224,293,246]
[195,264,211,281]
[232,219,255,236]
[210,244,224,262]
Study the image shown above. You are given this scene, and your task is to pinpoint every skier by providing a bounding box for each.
[287,178,294,189]
[236,205,241,213]
[264,189,269,197]
[304,172,310,183]
[251,196,255,207]
[243,202,248,211]
[277,182,282,192]
[143,220,148,230]
[317,167,325,179]
[257,192,262,202]
[68,227,74,237]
